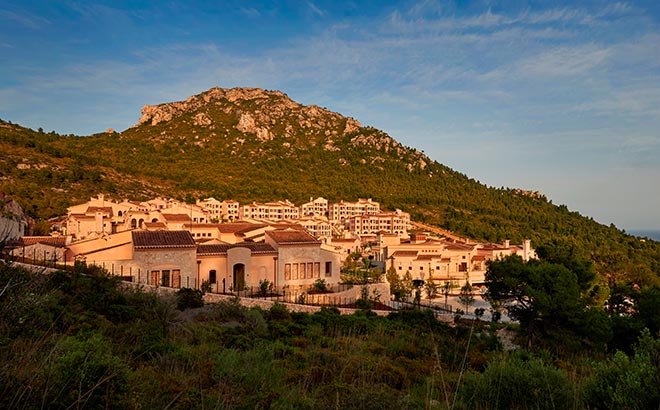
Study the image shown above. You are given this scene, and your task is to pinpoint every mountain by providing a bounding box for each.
[1,87,659,284]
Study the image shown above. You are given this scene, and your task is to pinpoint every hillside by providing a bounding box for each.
[1,87,659,284]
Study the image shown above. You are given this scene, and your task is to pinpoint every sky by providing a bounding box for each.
[1,0,659,231]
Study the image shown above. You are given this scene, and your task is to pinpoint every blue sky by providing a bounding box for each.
[2,1,659,231]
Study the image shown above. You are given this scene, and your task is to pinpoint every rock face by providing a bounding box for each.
[0,192,31,239]
[131,86,429,170]
[135,87,362,137]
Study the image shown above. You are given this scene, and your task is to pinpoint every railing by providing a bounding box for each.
[392,299,454,314]
[214,283,358,306]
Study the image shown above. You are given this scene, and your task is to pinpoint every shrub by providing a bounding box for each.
[456,353,575,409]
[258,279,274,296]
[311,278,328,293]
[176,288,204,310]
[582,329,660,409]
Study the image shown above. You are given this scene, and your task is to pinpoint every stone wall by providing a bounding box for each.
[129,282,393,316]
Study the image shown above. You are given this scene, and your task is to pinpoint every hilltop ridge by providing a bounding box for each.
[131,87,422,168]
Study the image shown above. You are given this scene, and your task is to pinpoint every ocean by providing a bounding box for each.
[628,230,660,242]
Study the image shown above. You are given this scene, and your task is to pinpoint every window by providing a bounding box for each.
[398,266,402,270]
[307,263,314,279]
[300,263,307,279]
[314,262,320,278]
[325,261,332,277]
[149,270,159,286]
[172,270,181,288]
[209,270,217,284]
[285,264,291,280]
[161,270,170,287]
[293,263,299,280]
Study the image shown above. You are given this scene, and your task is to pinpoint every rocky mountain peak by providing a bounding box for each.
[135,87,361,131]
[128,86,432,169]
[136,87,298,127]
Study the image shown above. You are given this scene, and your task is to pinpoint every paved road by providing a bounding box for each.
[420,294,512,322]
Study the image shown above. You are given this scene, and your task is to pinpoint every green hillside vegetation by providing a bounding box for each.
[2,260,660,409]
[2,87,660,291]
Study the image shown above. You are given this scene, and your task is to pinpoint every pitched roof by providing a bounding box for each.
[161,213,192,222]
[266,230,320,245]
[217,223,267,234]
[132,230,196,249]
[86,206,113,214]
[183,223,221,229]
[11,236,69,248]
[197,242,277,256]
[445,243,475,251]
[391,250,419,258]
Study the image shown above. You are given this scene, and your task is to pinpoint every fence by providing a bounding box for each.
[392,299,454,314]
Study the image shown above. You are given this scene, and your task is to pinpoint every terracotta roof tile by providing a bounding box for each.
[197,243,277,255]
[391,250,418,257]
[161,213,192,222]
[86,206,113,214]
[266,230,319,245]
[132,230,196,249]
[13,236,68,248]
[217,223,267,234]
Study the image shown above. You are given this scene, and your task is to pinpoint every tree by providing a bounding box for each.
[459,281,474,313]
[485,255,587,350]
[424,279,439,299]
[636,285,660,336]
[441,281,452,308]
[386,266,412,302]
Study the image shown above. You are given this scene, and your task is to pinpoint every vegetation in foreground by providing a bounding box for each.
[2,258,660,409]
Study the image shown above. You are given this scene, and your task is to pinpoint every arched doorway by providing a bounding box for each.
[233,263,245,290]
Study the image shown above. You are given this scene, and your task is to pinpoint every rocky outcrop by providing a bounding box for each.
[0,192,31,239]
[131,86,430,172]
[134,87,362,139]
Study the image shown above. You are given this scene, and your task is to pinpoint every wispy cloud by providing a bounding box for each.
[0,8,50,29]
[240,7,261,18]
[307,1,325,17]
[517,45,611,77]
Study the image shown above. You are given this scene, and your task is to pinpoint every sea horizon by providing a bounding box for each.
[628,229,660,242]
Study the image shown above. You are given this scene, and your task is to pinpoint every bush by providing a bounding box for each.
[457,353,576,409]
[258,279,274,296]
[311,278,328,293]
[582,329,660,409]
[176,288,204,310]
